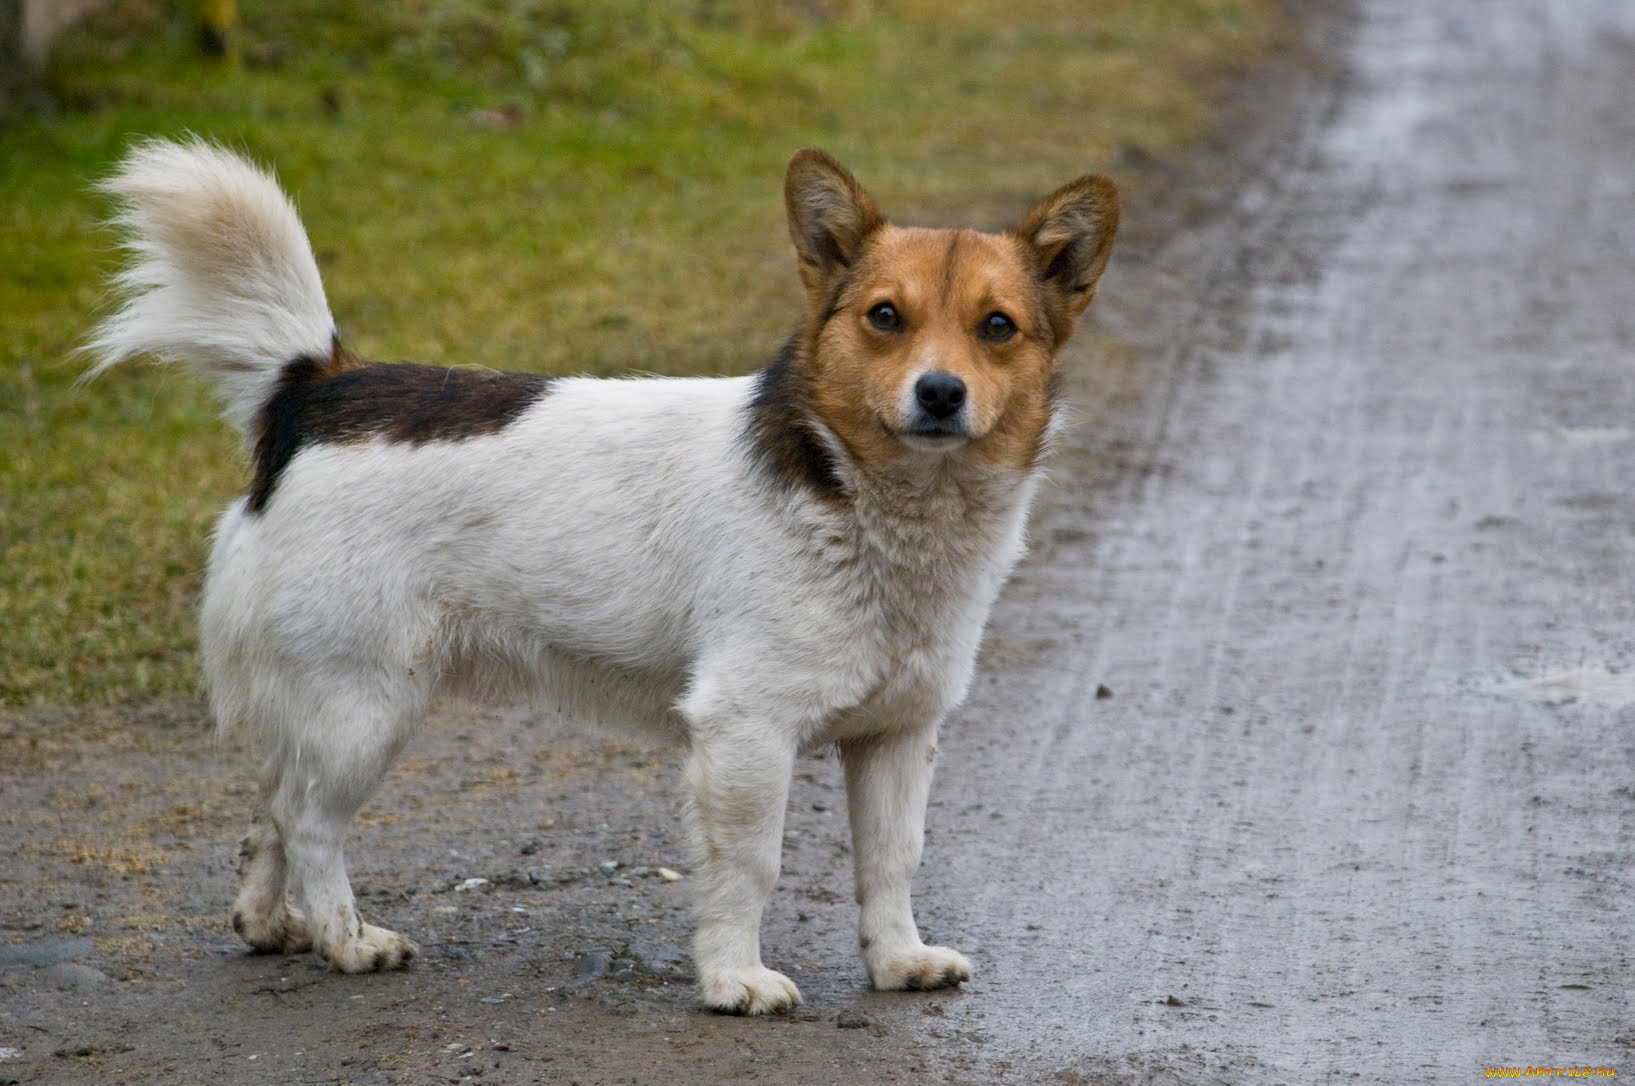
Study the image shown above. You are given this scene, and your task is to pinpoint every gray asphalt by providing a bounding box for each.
[921,0,1635,1077]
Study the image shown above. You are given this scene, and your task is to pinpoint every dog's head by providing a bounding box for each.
[785,149,1118,472]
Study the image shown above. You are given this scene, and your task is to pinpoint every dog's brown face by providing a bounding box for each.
[785,150,1119,473]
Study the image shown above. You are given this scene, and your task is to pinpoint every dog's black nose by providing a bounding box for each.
[915,371,967,420]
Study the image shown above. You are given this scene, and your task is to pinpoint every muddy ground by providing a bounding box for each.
[4,0,1634,1081]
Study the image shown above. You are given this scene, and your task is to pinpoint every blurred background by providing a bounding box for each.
[0,0,1284,706]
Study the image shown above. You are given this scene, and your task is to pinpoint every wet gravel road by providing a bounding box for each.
[938,0,1635,1078]
[4,0,1633,1082]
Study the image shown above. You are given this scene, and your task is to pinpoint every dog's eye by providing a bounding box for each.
[867,302,903,332]
[980,311,1017,343]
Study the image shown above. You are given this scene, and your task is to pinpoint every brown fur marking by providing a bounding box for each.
[779,151,1118,479]
[807,227,1061,473]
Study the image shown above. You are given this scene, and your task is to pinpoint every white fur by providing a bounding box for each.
[84,138,335,436]
[89,141,1042,1012]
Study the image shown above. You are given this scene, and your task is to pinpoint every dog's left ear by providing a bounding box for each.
[785,149,885,301]
[1016,175,1120,343]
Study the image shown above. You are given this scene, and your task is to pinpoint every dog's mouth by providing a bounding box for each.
[886,417,973,453]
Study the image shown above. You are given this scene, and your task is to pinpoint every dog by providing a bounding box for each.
[86,139,1117,1014]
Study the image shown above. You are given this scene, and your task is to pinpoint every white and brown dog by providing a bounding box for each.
[87,140,1116,1014]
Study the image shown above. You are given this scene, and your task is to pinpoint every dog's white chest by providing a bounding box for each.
[802,471,1035,744]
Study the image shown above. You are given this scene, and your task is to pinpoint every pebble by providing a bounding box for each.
[837,1010,869,1029]
[455,877,490,892]
[598,860,621,875]
[43,963,107,989]
[656,867,682,882]
[626,940,687,975]
[573,950,612,984]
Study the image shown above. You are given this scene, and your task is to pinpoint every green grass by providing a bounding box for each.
[0,0,1284,704]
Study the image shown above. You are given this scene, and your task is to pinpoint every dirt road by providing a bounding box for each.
[4,0,1632,1081]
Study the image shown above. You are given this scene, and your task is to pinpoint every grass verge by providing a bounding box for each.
[1,0,1284,704]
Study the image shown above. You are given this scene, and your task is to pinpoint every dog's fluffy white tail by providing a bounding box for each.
[84,139,336,437]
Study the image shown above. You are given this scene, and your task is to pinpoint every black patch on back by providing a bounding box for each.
[743,335,845,501]
[248,354,553,514]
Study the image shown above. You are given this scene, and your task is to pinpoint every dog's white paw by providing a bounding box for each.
[867,944,972,991]
[698,965,803,1015]
[232,904,312,955]
[321,922,418,973]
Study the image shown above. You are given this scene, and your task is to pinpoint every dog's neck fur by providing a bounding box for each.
[749,333,1045,649]
[812,415,1039,589]
[853,444,1032,534]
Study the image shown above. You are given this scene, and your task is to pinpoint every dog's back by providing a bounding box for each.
[204,369,839,738]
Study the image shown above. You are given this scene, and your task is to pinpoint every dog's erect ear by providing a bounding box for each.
[1016,175,1120,343]
[785,149,885,300]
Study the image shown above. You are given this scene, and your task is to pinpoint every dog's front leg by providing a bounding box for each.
[684,708,802,1014]
[839,726,972,991]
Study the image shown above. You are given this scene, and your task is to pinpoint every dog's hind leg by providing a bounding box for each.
[266,691,422,973]
[839,725,972,991]
[231,797,311,954]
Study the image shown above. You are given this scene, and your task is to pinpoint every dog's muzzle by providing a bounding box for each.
[898,370,972,449]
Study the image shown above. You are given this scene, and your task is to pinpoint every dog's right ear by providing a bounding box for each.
[785,149,884,301]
